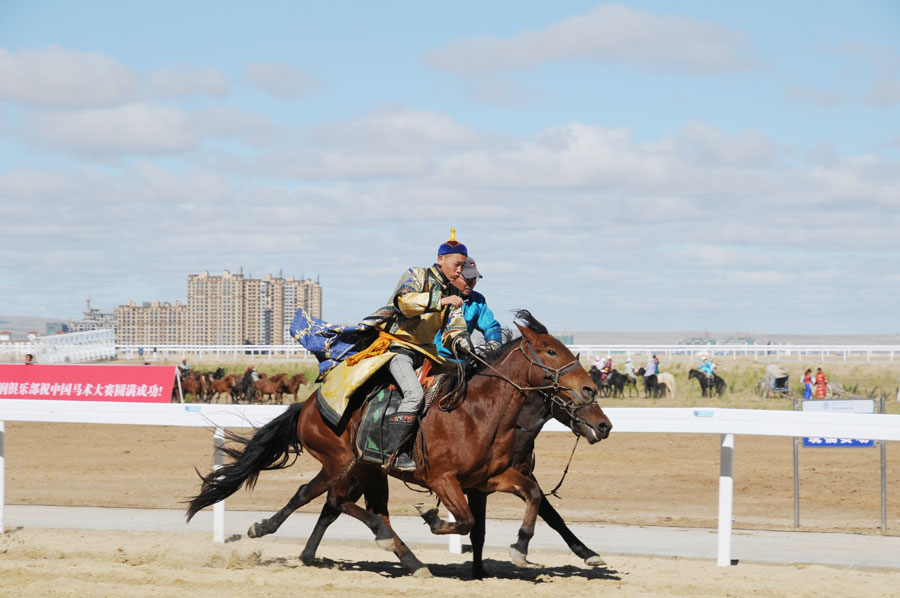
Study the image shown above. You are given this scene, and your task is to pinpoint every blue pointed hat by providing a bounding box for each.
[437,228,468,257]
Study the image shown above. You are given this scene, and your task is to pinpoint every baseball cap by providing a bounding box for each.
[462,256,482,279]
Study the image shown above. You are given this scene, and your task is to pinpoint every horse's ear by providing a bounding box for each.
[575,353,581,362]
[515,322,537,342]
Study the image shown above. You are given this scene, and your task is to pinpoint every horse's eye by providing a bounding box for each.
[547,349,557,356]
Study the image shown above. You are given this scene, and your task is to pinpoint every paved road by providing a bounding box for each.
[4,505,899,569]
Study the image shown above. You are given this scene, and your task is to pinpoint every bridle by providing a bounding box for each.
[464,337,599,434]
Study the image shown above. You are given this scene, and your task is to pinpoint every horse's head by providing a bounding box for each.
[513,311,612,444]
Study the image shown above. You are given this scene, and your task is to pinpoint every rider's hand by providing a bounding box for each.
[440,295,464,309]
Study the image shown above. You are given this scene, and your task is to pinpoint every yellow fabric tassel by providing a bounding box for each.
[346,331,403,367]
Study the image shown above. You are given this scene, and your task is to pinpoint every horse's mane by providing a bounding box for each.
[438,310,549,410]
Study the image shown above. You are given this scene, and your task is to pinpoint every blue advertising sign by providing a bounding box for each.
[801,399,876,447]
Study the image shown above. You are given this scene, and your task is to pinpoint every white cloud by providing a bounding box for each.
[424,4,759,75]
[0,45,138,106]
[28,103,199,154]
[245,62,319,100]
[307,108,486,153]
[149,66,229,99]
[25,103,279,155]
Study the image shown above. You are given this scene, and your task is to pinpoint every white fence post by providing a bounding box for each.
[213,427,225,543]
[717,433,735,566]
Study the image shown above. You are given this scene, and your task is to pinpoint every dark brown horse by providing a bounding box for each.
[186,311,612,577]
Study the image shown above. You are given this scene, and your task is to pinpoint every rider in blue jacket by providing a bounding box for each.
[434,256,502,360]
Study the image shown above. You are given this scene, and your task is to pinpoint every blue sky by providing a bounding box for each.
[1,1,898,334]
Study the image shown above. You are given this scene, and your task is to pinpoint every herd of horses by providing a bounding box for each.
[588,365,727,399]
[177,367,308,404]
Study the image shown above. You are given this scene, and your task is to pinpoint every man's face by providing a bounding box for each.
[452,275,477,297]
[437,253,467,282]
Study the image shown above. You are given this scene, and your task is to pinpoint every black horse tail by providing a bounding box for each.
[185,401,305,521]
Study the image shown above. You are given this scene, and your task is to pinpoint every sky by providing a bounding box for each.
[1,1,899,334]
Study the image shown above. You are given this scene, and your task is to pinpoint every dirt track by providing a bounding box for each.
[3,422,899,596]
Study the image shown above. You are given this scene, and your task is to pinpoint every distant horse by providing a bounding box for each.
[279,372,308,403]
[688,369,727,397]
[209,374,237,404]
[186,310,611,577]
[588,366,609,396]
[180,371,209,402]
[635,367,663,398]
[605,370,627,397]
[234,367,258,403]
[254,372,287,404]
[657,372,676,399]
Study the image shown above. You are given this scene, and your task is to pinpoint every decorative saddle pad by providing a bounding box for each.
[355,374,447,466]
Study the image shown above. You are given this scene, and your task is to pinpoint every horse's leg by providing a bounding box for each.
[247,467,336,538]
[353,469,431,577]
[483,468,543,567]
[537,492,607,566]
[300,480,362,565]
[466,490,488,579]
[415,474,475,536]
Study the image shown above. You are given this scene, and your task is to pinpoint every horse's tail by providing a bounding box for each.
[185,401,305,521]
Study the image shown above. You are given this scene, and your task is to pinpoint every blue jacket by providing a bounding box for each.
[434,290,502,359]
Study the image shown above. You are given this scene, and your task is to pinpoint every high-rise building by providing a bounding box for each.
[115,300,187,346]
[115,270,321,346]
[185,270,321,345]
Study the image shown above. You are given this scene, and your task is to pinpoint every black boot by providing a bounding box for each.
[384,412,418,471]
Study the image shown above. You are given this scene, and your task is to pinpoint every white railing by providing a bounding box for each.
[109,343,900,363]
[2,400,899,566]
[0,330,117,364]
[115,344,311,361]
[568,344,900,362]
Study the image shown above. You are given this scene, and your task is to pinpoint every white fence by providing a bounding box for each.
[110,343,900,363]
[2,400,900,566]
[0,330,117,364]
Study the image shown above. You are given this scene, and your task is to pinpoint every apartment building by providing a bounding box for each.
[115,300,187,346]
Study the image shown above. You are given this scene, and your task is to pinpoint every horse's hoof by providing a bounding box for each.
[376,537,395,551]
[247,522,265,538]
[300,552,316,566]
[414,503,438,522]
[412,566,433,578]
[509,547,538,568]
[584,555,607,567]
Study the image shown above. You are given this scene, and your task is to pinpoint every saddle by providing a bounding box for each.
[355,361,449,466]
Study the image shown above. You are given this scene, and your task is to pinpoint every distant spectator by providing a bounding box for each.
[802,368,813,400]
[814,368,827,399]
[644,356,657,377]
[624,357,636,382]
[138,347,144,359]
[653,354,660,373]
[24,353,34,365]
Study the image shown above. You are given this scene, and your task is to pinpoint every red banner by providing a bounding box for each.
[0,364,175,403]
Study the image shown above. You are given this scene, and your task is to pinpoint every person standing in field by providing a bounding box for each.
[814,368,827,399]
[802,368,813,399]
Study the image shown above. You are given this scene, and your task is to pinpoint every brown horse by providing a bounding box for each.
[180,371,209,402]
[208,374,237,403]
[279,372,308,402]
[186,311,612,577]
[253,372,287,404]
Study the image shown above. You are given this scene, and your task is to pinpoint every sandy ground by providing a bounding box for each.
[3,422,900,596]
